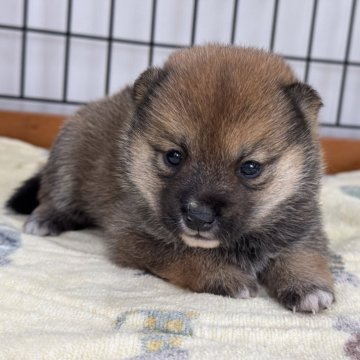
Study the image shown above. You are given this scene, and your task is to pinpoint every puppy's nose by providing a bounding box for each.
[183,201,216,232]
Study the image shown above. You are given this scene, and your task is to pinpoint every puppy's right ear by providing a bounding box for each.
[284,82,323,128]
[132,67,166,105]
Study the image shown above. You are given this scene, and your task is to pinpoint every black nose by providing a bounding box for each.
[183,202,216,232]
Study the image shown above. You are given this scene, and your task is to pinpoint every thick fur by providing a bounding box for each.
[7,45,334,312]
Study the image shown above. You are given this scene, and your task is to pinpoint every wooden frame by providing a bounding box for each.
[1,110,360,174]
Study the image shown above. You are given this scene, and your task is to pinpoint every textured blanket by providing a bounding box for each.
[0,137,359,360]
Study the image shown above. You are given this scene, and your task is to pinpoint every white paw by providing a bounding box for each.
[235,285,257,299]
[296,289,334,314]
[24,216,53,236]
[236,287,251,299]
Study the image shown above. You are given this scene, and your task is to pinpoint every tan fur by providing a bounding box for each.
[274,250,333,284]
[129,137,160,211]
[251,147,305,224]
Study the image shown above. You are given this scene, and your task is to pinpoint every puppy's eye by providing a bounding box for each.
[165,150,183,166]
[239,161,261,179]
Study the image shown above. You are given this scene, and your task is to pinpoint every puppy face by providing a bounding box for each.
[127,45,322,249]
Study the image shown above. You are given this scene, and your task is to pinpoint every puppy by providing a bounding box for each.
[7,45,334,313]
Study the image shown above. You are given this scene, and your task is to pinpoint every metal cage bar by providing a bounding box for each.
[19,0,28,98]
[105,0,116,95]
[335,0,358,126]
[62,0,73,102]
[148,0,158,67]
[304,0,318,83]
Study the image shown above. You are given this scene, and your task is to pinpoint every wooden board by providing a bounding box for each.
[1,110,360,174]
[0,110,64,149]
[321,138,360,174]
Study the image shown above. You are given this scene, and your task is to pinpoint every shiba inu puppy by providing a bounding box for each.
[7,45,334,313]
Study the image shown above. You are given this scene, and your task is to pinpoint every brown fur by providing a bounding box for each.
[7,45,334,312]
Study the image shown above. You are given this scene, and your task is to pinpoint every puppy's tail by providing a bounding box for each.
[6,173,41,214]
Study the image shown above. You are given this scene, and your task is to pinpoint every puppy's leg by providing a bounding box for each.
[259,250,334,313]
[154,255,258,298]
[113,239,257,298]
[24,203,93,236]
[109,230,258,297]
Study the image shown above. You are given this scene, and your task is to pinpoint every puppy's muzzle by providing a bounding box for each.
[182,201,216,232]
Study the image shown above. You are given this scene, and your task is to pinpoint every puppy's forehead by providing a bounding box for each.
[149,46,298,155]
[163,45,295,101]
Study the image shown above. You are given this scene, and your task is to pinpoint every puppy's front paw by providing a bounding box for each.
[208,267,258,299]
[24,214,56,236]
[235,283,258,299]
[298,289,334,313]
[281,287,334,313]
[260,250,335,313]
[23,207,64,236]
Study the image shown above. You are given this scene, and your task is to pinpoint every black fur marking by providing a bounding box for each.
[6,174,40,214]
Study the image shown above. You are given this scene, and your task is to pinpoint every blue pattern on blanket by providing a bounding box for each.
[331,253,360,287]
[334,316,360,359]
[0,224,21,266]
[116,309,197,359]
[129,349,188,360]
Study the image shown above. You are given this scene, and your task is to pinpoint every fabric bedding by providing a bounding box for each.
[0,136,359,360]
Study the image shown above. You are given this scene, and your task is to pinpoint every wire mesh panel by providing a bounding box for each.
[0,0,359,137]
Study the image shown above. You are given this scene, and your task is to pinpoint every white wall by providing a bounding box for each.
[0,0,359,137]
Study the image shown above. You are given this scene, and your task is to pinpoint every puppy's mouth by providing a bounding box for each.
[179,221,220,249]
[180,234,220,249]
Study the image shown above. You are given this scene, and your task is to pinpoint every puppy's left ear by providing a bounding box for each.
[284,82,323,128]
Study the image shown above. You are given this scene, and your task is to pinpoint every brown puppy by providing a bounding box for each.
[7,45,334,313]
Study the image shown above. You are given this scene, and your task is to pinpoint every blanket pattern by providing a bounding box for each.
[0,137,359,360]
[0,224,21,266]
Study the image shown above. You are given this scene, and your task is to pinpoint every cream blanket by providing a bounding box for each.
[0,137,359,360]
